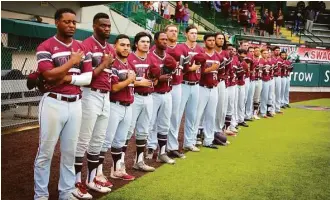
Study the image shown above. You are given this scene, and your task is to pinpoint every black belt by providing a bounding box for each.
[135,92,151,96]
[156,91,170,94]
[200,84,215,89]
[48,93,82,102]
[91,87,109,93]
[182,81,199,85]
[110,100,131,106]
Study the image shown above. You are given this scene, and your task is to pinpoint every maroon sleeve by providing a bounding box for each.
[79,43,93,73]
[36,42,54,73]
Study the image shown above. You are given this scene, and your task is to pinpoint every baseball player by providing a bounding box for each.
[272,46,284,114]
[72,13,114,199]
[214,33,235,138]
[101,34,136,181]
[259,49,272,118]
[146,31,176,164]
[34,8,93,200]
[126,32,158,172]
[283,54,293,108]
[161,25,186,159]
[194,33,220,149]
[225,47,240,134]
[252,46,262,120]
[236,49,249,127]
[240,41,251,111]
[280,51,288,109]
[267,48,276,117]
[177,25,204,152]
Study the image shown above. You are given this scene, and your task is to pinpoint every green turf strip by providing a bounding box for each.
[101,99,330,200]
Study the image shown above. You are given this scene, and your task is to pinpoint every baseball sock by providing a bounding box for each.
[157,133,167,155]
[267,104,271,115]
[87,152,99,183]
[111,147,122,171]
[253,102,259,115]
[136,139,146,163]
[74,157,84,183]
[225,115,231,130]
[121,140,129,164]
[97,151,106,176]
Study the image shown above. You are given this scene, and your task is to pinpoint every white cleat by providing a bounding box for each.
[253,115,261,120]
[133,161,156,172]
[87,178,111,193]
[184,145,200,152]
[229,127,239,133]
[157,154,176,164]
[72,182,92,199]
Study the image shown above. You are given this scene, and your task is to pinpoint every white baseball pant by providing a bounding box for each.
[227,85,238,128]
[253,79,263,103]
[167,84,182,151]
[244,77,250,104]
[147,92,172,150]
[34,93,82,200]
[268,78,275,113]
[284,76,290,105]
[102,102,132,151]
[274,76,282,112]
[245,80,256,119]
[194,86,218,146]
[214,81,227,132]
[76,88,110,157]
[280,77,287,106]
[237,85,246,123]
[178,84,199,148]
[127,93,153,140]
[260,81,271,116]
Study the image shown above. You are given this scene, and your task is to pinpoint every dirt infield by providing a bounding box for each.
[1,94,329,200]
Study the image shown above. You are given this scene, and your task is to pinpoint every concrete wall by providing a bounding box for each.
[1,1,82,22]
[80,5,146,36]
[1,10,55,24]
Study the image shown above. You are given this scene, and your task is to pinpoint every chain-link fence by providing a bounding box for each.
[1,33,45,130]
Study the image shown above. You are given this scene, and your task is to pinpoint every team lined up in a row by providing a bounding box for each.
[33,10,292,200]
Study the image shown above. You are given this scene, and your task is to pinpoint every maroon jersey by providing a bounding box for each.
[228,58,240,87]
[127,52,154,94]
[110,58,135,104]
[165,44,184,85]
[36,36,92,95]
[272,56,283,77]
[82,36,115,91]
[179,43,205,82]
[216,50,227,81]
[200,52,220,87]
[224,56,233,87]
[237,61,248,86]
[259,58,271,82]
[284,60,293,77]
[149,50,173,93]
[269,58,276,78]
[253,57,261,80]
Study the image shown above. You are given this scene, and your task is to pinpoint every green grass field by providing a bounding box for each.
[101,99,330,200]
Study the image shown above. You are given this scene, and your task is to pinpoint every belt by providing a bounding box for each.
[135,92,151,96]
[200,84,215,89]
[48,93,82,102]
[110,100,131,107]
[156,91,170,94]
[182,81,199,85]
[91,87,109,93]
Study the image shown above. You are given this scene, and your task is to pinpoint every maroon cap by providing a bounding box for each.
[148,64,161,79]
[164,56,177,71]
[191,53,207,65]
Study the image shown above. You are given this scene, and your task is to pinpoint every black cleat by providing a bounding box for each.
[238,122,249,127]
[203,144,219,149]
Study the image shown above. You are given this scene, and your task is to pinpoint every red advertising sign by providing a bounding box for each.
[297,47,330,62]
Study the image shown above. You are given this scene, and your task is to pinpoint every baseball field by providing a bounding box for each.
[100,98,330,200]
[2,98,330,200]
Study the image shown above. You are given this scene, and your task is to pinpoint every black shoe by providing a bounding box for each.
[168,150,186,159]
[203,144,219,149]
[245,118,253,122]
[238,122,249,127]
[235,125,239,129]
[267,113,274,117]
[286,104,291,108]
[281,106,286,109]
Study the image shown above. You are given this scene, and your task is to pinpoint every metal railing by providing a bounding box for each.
[291,23,324,46]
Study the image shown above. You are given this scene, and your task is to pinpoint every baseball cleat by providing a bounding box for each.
[203,144,219,149]
[262,115,268,118]
[168,150,186,159]
[72,182,92,199]
[253,115,261,120]
[157,154,176,164]
[184,145,200,152]
[69,193,80,200]
[286,104,291,108]
[224,129,237,137]
[133,161,156,172]
[229,127,239,133]
[238,122,249,127]
[281,105,286,109]
[110,167,135,181]
[244,118,253,122]
[276,111,284,114]
[196,139,203,146]
[95,174,113,188]
[87,178,111,193]
[145,148,154,160]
